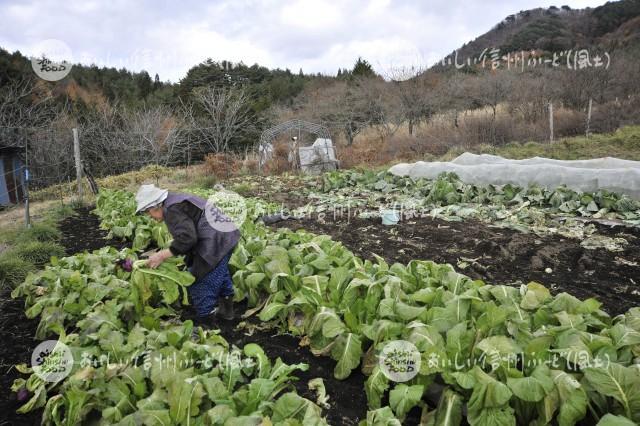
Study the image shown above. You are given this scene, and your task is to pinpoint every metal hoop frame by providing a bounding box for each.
[258,119,333,172]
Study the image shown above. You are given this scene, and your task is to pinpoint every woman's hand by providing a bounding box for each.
[146,249,173,269]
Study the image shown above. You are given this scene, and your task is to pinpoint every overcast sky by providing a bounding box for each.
[0,0,609,82]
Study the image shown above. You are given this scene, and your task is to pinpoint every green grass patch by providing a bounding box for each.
[231,182,253,196]
[439,125,640,161]
[6,240,65,267]
[46,204,76,222]
[0,206,71,288]
[15,223,61,243]
[0,227,19,245]
[0,254,36,289]
[193,175,218,189]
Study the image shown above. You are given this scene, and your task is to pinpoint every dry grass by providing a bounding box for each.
[440,125,640,162]
[262,142,292,175]
[241,158,259,175]
[330,105,640,170]
[202,153,240,179]
[0,199,68,230]
[334,102,598,165]
[30,164,172,201]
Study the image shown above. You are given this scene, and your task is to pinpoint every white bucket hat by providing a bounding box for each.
[135,184,168,213]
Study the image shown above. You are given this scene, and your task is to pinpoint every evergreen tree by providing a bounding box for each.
[351,57,376,78]
[135,70,153,99]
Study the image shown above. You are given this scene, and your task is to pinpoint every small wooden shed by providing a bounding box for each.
[0,146,25,206]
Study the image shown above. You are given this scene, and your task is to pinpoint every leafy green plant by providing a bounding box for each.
[94,189,171,251]
[16,176,640,426]
[230,221,640,425]
[95,188,278,251]
[12,245,327,425]
[320,169,640,219]
[11,186,332,425]
[131,258,195,307]
[311,169,640,242]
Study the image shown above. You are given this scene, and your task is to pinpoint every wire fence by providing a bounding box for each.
[0,120,347,224]
[1,126,190,195]
[0,120,350,182]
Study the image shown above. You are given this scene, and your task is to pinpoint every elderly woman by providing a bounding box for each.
[135,184,240,326]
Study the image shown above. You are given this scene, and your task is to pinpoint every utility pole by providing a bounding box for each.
[72,128,83,203]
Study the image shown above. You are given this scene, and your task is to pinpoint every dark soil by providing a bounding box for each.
[239,176,314,211]
[0,207,127,426]
[6,201,639,425]
[3,206,368,425]
[271,214,640,316]
[215,313,368,425]
[0,288,41,426]
[58,206,129,255]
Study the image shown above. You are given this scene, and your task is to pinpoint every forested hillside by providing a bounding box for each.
[1,0,640,185]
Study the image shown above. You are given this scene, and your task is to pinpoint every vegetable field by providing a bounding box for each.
[4,169,640,425]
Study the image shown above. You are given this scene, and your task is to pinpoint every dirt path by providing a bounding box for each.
[58,206,129,255]
[271,215,640,316]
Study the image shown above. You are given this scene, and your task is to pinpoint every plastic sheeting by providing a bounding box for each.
[299,138,338,174]
[0,153,25,206]
[389,153,640,199]
[0,159,8,205]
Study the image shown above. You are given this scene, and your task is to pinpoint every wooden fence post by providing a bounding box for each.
[586,98,593,138]
[73,128,83,203]
[549,102,554,144]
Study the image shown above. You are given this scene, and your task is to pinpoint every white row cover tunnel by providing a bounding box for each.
[389,153,640,199]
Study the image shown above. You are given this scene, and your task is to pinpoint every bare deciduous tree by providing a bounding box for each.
[466,72,516,143]
[0,78,58,131]
[308,80,379,145]
[187,86,255,153]
[356,77,403,143]
[124,105,186,165]
[507,70,558,123]
[385,66,437,136]
[433,73,468,129]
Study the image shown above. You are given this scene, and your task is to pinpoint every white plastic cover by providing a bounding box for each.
[389,153,640,199]
[258,142,274,168]
[299,138,337,174]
